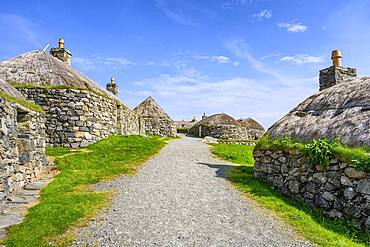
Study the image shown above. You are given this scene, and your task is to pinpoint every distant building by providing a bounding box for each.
[134,96,176,137]
[175,117,197,133]
[188,113,265,140]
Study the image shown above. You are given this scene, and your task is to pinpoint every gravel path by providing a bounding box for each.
[73,136,312,247]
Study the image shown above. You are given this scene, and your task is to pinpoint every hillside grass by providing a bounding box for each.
[210,143,370,247]
[5,135,165,247]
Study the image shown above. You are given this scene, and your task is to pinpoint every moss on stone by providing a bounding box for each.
[0,91,43,112]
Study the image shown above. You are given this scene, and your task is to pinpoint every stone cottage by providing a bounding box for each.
[188,113,265,140]
[134,96,176,137]
[0,38,144,148]
[175,117,197,133]
[0,79,49,201]
[254,50,370,229]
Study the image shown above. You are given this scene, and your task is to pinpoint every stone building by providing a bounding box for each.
[266,50,368,146]
[0,39,144,148]
[0,79,49,201]
[188,113,265,140]
[134,96,176,137]
[254,50,370,229]
[174,117,197,133]
[0,38,176,202]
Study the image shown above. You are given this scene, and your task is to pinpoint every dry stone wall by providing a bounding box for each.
[0,97,49,201]
[141,117,176,137]
[254,148,370,230]
[18,88,143,148]
[189,124,263,140]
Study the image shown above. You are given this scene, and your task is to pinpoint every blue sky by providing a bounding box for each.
[1,0,370,128]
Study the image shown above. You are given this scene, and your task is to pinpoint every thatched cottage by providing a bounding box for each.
[175,117,197,133]
[0,38,175,201]
[254,50,370,229]
[188,113,264,140]
[0,38,146,148]
[134,96,176,137]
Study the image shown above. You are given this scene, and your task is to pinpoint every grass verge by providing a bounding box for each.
[6,135,165,247]
[210,143,370,247]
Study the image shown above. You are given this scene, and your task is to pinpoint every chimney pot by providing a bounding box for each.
[331,49,342,67]
[58,38,65,49]
[50,38,72,65]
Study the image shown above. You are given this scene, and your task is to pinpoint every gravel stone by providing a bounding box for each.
[72,136,312,247]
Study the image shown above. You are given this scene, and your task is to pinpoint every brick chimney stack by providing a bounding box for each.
[319,49,357,91]
[106,77,119,95]
[50,38,72,65]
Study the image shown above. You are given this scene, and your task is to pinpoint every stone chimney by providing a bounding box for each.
[202,112,207,120]
[319,49,357,91]
[106,77,119,95]
[50,38,72,65]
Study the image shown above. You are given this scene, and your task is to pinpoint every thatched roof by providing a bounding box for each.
[175,120,196,129]
[134,96,173,120]
[267,77,370,146]
[0,50,123,103]
[0,78,25,99]
[193,113,240,127]
[239,118,265,131]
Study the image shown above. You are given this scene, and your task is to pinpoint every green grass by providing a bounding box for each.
[0,91,43,112]
[210,143,370,247]
[6,135,165,247]
[209,143,254,165]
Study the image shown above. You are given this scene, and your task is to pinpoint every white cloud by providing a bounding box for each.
[277,22,308,32]
[155,0,200,28]
[225,39,282,79]
[221,0,254,9]
[196,55,239,66]
[73,56,136,70]
[280,54,325,64]
[251,9,272,21]
[128,67,316,128]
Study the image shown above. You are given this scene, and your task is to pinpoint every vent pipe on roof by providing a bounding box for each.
[331,49,342,67]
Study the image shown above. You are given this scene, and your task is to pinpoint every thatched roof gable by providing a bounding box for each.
[267,77,370,146]
[0,50,124,104]
[239,118,265,131]
[134,96,173,120]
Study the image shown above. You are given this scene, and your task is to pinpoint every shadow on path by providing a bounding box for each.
[198,162,236,178]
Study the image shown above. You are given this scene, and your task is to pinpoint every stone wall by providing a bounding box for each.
[18,88,143,148]
[189,124,264,140]
[0,97,49,201]
[254,148,370,230]
[141,117,176,137]
[319,66,357,91]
